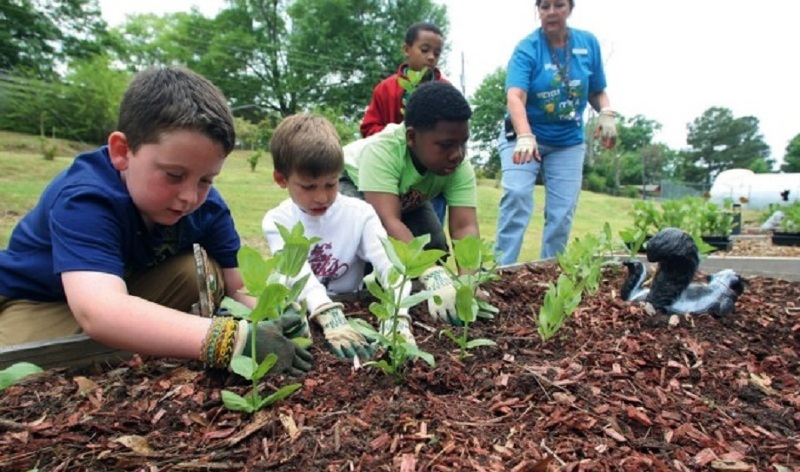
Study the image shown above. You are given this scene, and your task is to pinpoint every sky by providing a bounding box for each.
[99,0,800,165]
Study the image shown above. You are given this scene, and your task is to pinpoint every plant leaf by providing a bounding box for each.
[221,390,255,413]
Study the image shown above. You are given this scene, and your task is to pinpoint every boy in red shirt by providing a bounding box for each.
[360,22,450,221]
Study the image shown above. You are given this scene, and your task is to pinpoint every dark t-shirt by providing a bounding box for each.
[0,147,240,302]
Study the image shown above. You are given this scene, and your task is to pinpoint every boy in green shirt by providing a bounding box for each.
[341,81,480,326]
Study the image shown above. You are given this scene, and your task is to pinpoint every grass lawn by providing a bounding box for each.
[0,135,636,261]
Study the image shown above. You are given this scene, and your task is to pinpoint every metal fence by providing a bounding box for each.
[658,180,709,201]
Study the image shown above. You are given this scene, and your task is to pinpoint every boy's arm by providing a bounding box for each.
[63,271,216,358]
[221,267,256,308]
[360,82,389,138]
[363,191,415,243]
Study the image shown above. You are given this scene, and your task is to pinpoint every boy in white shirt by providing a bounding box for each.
[262,114,416,360]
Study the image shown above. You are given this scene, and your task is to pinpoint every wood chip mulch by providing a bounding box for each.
[1,262,798,471]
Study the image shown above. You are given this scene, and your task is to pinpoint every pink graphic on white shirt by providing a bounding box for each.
[308,242,350,288]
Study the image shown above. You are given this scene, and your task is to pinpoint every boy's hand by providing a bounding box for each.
[420,266,461,326]
[238,316,314,376]
[312,303,375,359]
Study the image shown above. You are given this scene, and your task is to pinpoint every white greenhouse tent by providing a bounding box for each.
[708,169,800,210]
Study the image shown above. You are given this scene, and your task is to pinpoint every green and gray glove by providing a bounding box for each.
[419,266,461,326]
[311,302,375,359]
[235,315,314,376]
[379,311,416,346]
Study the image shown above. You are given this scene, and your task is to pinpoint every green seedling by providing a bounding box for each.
[538,223,616,341]
[220,222,317,413]
[0,362,43,391]
[439,236,499,359]
[352,234,441,378]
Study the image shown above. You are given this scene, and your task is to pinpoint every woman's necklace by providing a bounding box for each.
[545,29,577,120]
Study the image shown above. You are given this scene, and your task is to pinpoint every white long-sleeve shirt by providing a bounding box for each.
[262,194,400,314]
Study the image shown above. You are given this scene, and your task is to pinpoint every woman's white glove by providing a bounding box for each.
[419,266,461,326]
[512,133,539,164]
[595,109,618,149]
[311,302,375,359]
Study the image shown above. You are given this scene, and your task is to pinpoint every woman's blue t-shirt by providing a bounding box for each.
[506,27,607,147]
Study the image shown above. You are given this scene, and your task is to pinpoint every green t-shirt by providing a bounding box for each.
[343,123,477,212]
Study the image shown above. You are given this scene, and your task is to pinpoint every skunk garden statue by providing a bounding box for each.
[621,228,746,317]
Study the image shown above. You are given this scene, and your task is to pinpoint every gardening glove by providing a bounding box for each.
[233,315,314,376]
[594,109,617,149]
[379,311,417,347]
[311,302,375,359]
[420,266,461,326]
[512,133,539,164]
[282,301,311,340]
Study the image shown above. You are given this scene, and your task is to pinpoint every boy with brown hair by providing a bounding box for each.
[0,67,312,375]
[263,114,417,359]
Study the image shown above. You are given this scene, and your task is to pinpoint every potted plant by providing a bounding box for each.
[620,197,735,253]
[771,201,800,246]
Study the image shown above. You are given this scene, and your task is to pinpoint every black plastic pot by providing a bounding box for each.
[771,232,800,247]
[701,236,733,252]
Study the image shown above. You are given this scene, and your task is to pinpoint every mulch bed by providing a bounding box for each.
[1,261,799,471]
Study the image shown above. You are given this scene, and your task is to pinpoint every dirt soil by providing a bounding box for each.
[1,243,798,471]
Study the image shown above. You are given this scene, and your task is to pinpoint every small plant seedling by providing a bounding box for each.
[352,234,442,378]
[220,222,317,413]
[538,223,616,341]
[439,236,499,359]
[0,362,43,391]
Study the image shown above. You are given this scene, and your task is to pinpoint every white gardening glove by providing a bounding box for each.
[419,266,460,326]
[311,302,375,359]
[595,109,617,149]
[512,133,539,164]
[379,311,417,346]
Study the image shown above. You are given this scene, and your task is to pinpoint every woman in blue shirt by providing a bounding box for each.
[495,0,617,264]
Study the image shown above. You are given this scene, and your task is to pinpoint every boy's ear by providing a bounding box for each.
[273,170,288,188]
[107,131,130,171]
[405,126,417,149]
[402,42,411,58]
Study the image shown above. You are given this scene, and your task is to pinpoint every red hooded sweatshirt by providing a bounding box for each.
[360,63,447,138]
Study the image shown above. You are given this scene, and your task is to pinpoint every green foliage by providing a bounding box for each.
[683,107,773,184]
[40,137,57,161]
[219,222,318,413]
[469,68,506,178]
[781,133,800,173]
[352,235,441,378]
[439,237,499,359]
[538,224,615,341]
[626,197,736,238]
[0,362,44,391]
[0,0,109,79]
[311,106,360,145]
[778,202,800,233]
[247,150,262,172]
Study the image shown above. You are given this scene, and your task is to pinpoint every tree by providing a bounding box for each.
[0,0,109,79]
[781,133,800,173]
[468,68,506,178]
[683,107,772,184]
[106,0,447,119]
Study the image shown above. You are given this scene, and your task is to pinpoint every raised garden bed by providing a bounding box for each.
[1,259,798,471]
